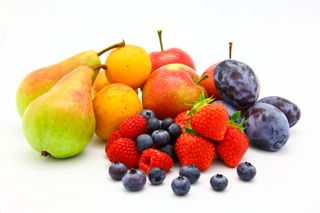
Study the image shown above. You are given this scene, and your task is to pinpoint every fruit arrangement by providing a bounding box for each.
[16,30,301,196]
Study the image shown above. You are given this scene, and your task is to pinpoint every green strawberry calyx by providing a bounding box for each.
[187,92,214,116]
[228,111,246,131]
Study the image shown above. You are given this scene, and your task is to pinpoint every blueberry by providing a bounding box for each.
[161,118,175,130]
[214,100,242,123]
[214,59,260,109]
[122,169,146,192]
[158,144,176,159]
[244,103,290,151]
[108,162,128,181]
[179,165,200,184]
[167,123,181,139]
[140,109,156,121]
[146,117,162,133]
[210,174,228,191]
[152,130,170,146]
[171,176,191,196]
[148,167,166,185]
[258,96,301,127]
[136,134,153,152]
[237,162,256,181]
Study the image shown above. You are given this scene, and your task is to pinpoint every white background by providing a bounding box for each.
[0,0,319,212]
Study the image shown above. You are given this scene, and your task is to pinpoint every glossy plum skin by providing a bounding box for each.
[244,103,290,151]
[258,96,300,127]
[214,59,259,109]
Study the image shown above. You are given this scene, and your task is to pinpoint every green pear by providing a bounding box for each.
[22,66,96,158]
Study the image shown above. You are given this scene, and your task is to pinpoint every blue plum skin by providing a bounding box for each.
[108,162,128,181]
[214,59,260,109]
[148,167,166,185]
[237,162,256,181]
[258,96,301,127]
[244,103,290,151]
[171,176,191,196]
[210,174,228,191]
[179,165,201,184]
[122,169,146,192]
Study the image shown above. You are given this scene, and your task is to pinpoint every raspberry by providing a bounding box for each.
[119,115,147,140]
[105,130,122,153]
[107,138,140,169]
[174,111,191,131]
[139,148,173,174]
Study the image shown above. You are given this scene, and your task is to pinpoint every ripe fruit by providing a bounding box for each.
[179,165,200,184]
[161,118,175,130]
[152,130,170,146]
[139,148,173,174]
[109,162,128,181]
[210,174,228,191]
[237,162,257,181]
[148,167,166,185]
[175,133,215,171]
[107,138,140,169]
[142,63,207,119]
[136,134,153,152]
[258,96,301,127]
[149,30,195,72]
[171,176,191,196]
[146,117,162,133]
[119,115,147,140]
[167,123,182,139]
[245,103,290,151]
[158,144,175,159]
[93,83,142,141]
[105,130,122,152]
[122,169,146,192]
[92,69,110,95]
[105,44,151,89]
[140,109,156,120]
[200,63,221,99]
[174,111,191,131]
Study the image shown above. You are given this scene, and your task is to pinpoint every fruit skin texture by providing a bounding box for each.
[22,66,96,158]
[237,162,256,181]
[140,109,156,120]
[107,138,140,169]
[93,70,110,95]
[179,165,200,184]
[105,130,122,152]
[148,167,166,185]
[136,134,153,152]
[119,115,147,140]
[171,176,191,196]
[105,45,151,89]
[244,103,290,151]
[151,130,171,146]
[150,48,195,72]
[191,103,229,141]
[216,126,249,168]
[258,96,301,127]
[200,63,221,99]
[146,117,162,133]
[174,111,191,131]
[109,162,128,181]
[138,148,173,174]
[142,63,207,119]
[122,169,146,192]
[175,133,215,171]
[93,83,142,141]
[17,50,101,117]
[210,174,228,191]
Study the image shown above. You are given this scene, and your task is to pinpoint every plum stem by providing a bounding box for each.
[229,42,233,59]
[97,40,125,56]
[157,29,164,51]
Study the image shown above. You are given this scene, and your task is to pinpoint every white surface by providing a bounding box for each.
[1,0,319,212]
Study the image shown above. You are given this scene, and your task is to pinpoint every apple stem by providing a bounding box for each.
[229,42,233,59]
[194,74,208,85]
[157,29,164,51]
[91,65,107,85]
[97,40,125,56]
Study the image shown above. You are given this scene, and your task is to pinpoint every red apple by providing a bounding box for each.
[142,63,207,119]
[149,30,196,72]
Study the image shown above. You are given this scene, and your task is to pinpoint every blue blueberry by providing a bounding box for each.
[148,167,166,185]
[237,162,256,181]
[158,144,176,159]
[146,117,162,133]
[140,109,156,121]
[136,134,153,152]
[122,169,146,192]
[179,165,200,184]
[108,162,128,181]
[161,118,175,130]
[210,174,228,191]
[167,123,181,139]
[214,59,260,109]
[244,103,290,151]
[258,96,301,127]
[152,129,170,146]
[171,176,191,196]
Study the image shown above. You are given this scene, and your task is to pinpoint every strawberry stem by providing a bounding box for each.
[228,111,245,131]
[188,92,214,116]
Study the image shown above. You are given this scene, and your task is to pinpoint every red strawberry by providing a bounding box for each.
[139,148,173,174]
[174,111,191,131]
[189,94,228,141]
[105,130,122,152]
[216,112,249,168]
[119,115,147,140]
[175,133,215,171]
[107,138,140,168]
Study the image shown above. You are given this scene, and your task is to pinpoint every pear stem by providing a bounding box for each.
[157,29,164,51]
[91,65,107,85]
[229,41,233,59]
[97,40,125,56]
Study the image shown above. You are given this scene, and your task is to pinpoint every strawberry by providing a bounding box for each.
[175,133,215,171]
[139,148,173,174]
[119,115,147,140]
[107,138,140,169]
[174,111,191,131]
[189,93,228,141]
[105,130,122,152]
[216,112,249,168]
